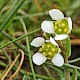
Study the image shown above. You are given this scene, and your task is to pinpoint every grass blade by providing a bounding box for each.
[0,0,25,32]
[0,28,41,49]
[20,18,36,80]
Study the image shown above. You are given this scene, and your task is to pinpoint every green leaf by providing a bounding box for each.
[65,37,71,58]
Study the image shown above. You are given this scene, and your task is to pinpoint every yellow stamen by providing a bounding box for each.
[52,48,55,52]
[62,23,65,26]
[55,22,58,25]
[43,52,46,55]
[64,28,68,32]
[48,52,52,55]
[58,29,62,32]
[55,26,57,29]
[46,49,48,51]
[39,48,42,52]
[47,45,50,47]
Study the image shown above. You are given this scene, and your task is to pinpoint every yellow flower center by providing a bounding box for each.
[54,19,69,34]
[39,42,60,59]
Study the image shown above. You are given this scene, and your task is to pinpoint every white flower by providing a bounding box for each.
[31,37,64,66]
[41,9,72,40]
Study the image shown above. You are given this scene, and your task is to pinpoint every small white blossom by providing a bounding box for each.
[41,9,72,40]
[31,37,64,66]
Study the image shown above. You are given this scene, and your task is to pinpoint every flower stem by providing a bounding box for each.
[20,19,36,80]
[64,54,70,80]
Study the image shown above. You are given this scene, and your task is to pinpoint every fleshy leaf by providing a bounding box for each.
[65,37,71,57]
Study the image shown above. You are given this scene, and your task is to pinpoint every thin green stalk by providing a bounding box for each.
[4,50,11,61]
[0,0,25,32]
[20,19,36,80]
[61,67,80,77]
[0,64,9,79]
[0,62,52,79]
[48,65,64,76]
[0,28,41,49]
[69,57,80,63]
[48,65,65,80]
[64,63,80,71]
[47,62,80,77]
[45,62,80,71]
[42,65,55,80]
[2,31,29,56]
[64,54,70,80]
[14,11,48,19]
[4,51,12,72]
[0,0,8,12]
[0,0,32,23]
[1,0,18,17]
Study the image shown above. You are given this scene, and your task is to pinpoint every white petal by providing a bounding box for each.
[55,34,68,40]
[49,9,64,20]
[52,53,64,66]
[67,17,72,31]
[50,37,58,47]
[45,40,50,42]
[41,20,54,33]
[33,52,47,65]
[30,37,45,47]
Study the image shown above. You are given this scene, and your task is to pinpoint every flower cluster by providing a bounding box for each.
[31,9,72,66]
